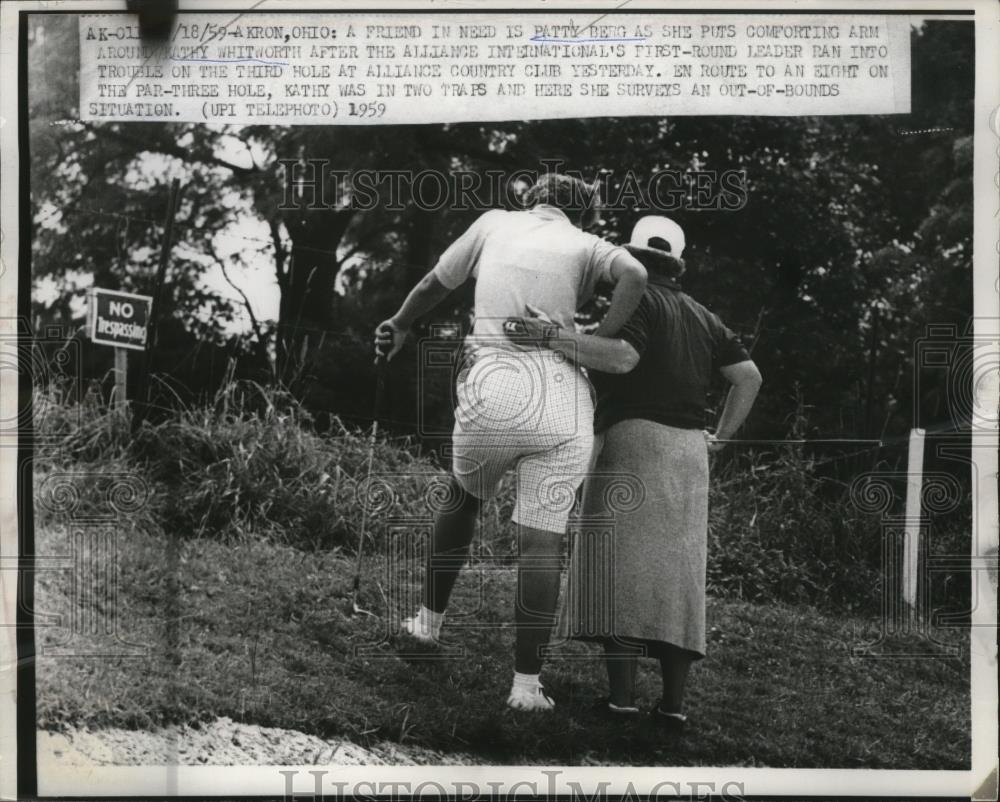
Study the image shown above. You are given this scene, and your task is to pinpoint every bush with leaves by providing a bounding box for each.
[35,382,969,615]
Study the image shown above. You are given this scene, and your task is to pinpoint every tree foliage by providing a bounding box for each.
[28,17,974,444]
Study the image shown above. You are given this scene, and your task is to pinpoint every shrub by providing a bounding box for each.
[706,443,885,610]
[34,381,133,468]
[124,382,452,550]
[33,380,970,615]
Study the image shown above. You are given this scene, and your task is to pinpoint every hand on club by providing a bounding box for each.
[704,431,727,453]
[374,318,407,362]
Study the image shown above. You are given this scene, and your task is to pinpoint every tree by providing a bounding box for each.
[28,15,974,446]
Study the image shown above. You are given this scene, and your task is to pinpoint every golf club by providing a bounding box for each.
[345,350,388,618]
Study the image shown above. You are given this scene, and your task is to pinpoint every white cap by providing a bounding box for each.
[629,216,685,259]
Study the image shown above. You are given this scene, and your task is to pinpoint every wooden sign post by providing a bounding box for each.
[87,288,154,413]
[113,347,128,411]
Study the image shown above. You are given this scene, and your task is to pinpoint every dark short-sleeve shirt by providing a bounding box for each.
[592,274,750,432]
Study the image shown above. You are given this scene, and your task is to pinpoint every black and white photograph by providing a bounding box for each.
[1,0,997,798]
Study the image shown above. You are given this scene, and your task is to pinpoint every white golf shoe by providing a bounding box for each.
[399,615,438,644]
[397,606,442,645]
[506,683,555,712]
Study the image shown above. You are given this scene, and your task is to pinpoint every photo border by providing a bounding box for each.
[1,0,996,798]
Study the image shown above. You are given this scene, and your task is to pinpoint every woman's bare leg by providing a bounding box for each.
[514,525,563,674]
[425,476,481,613]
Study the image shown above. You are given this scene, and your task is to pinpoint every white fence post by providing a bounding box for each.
[903,427,926,615]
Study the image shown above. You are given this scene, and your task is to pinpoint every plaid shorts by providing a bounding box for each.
[450,346,595,533]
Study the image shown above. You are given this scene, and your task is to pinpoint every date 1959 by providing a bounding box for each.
[347,102,387,118]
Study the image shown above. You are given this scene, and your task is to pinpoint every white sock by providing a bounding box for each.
[416,605,444,636]
[511,671,542,691]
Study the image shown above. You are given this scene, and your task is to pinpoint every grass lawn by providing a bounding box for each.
[35,524,970,768]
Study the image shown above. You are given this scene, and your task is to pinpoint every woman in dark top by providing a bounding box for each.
[504,216,762,730]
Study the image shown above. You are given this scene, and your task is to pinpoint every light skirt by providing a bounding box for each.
[556,418,709,658]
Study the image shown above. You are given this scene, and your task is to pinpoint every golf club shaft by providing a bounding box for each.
[351,358,386,587]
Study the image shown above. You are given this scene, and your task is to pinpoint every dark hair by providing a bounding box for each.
[523,173,600,216]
